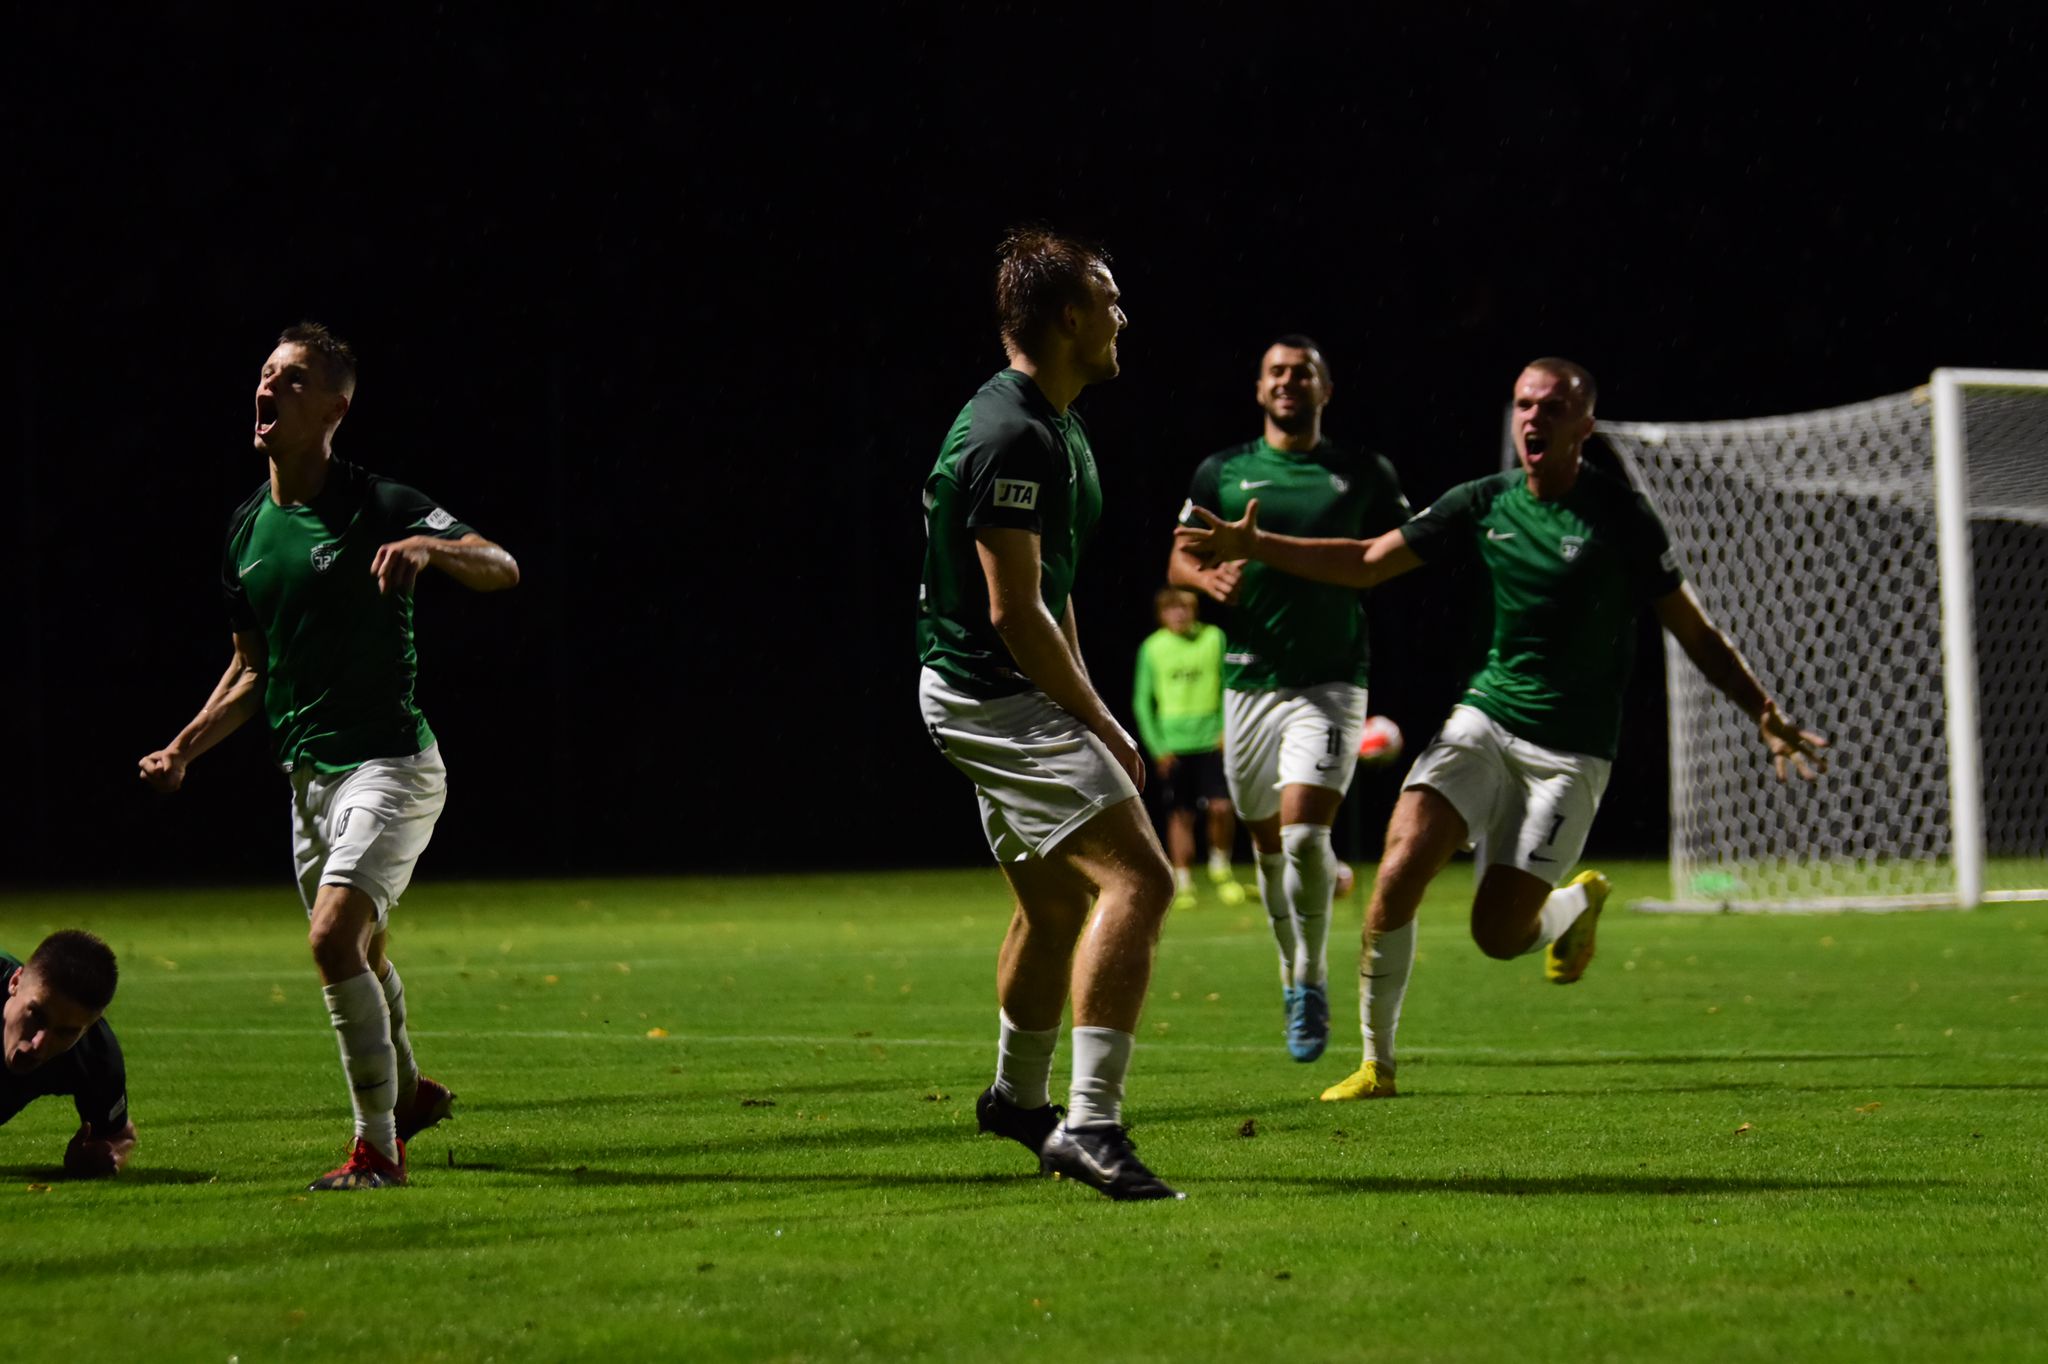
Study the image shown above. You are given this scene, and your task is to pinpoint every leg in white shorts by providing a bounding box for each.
[290,745,449,922]
[1222,682,1369,824]
[918,668,1138,861]
[1401,705,1610,881]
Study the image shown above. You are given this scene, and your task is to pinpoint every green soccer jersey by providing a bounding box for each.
[221,458,477,776]
[1402,465,1685,761]
[917,369,1103,698]
[1179,438,1409,690]
[1132,623,1225,758]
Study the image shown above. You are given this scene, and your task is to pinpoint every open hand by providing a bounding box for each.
[1174,498,1261,565]
[1760,702,1829,782]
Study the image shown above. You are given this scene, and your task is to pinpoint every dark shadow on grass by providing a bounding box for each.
[0,1164,221,1185]
[469,1163,1042,1189]
[1453,1052,1929,1069]
[1484,1079,2048,1098]
[1217,1172,1949,1196]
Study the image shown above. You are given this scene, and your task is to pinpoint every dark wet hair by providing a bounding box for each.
[279,320,359,396]
[1266,333,1332,386]
[995,227,1110,355]
[27,929,118,1014]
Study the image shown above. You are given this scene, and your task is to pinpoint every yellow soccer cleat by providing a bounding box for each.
[1545,869,1612,984]
[1319,1062,1397,1101]
[1172,886,1200,912]
[1215,878,1247,906]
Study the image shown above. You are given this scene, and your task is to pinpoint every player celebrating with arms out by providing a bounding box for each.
[919,229,1181,1201]
[3,931,136,1177]
[140,323,519,1188]
[1179,358,1827,1100]
[1167,337,1409,1063]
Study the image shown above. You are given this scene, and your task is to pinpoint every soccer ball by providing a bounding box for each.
[1357,715,1403,768]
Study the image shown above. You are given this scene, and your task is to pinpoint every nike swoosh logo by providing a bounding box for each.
[239,559,263,577]
[1240,479,1275,490]
[1315,762,1340,772]
[1486,529,1516,541]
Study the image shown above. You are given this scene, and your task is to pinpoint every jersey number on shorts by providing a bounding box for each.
[1529,811,1567,863]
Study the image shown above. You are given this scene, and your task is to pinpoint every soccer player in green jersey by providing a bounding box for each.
[139,323,520,1188]
[1179,358,1828,1101]
[3,931,136,1178]
[918,230,1182,1201]
[1133,588,1244,910]
[1168,337,1409,1063]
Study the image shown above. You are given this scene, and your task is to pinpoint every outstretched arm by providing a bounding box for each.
[1174,498,1423,590]
[1654,585,1829,781]
[64,1118,137,1178]
[370,533,520,595]
[977,527,1145,790]
[138,629,267,793]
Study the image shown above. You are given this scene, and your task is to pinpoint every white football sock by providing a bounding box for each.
[324,970,398,1161]
[994,1009,1060,1109]
[1207,848,1232,878]
[1255,850,1297,990]
[1360,918,1417,1075]
[1174,865,1195,893]
[1282,823,1336,989]
[377,961,421,1096]
[1064,1026,1134,1129]
[1523,882,1590,955]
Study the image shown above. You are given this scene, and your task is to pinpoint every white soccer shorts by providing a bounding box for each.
[1401,705,1611,881]
[289,744,449,920]
[1222,682,1369,823]
[918,667,1139,862]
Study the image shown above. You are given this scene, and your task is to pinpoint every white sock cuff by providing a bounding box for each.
[1365,917,1417,966]
[998,1009,1059,1040]
[323,969,385,1023]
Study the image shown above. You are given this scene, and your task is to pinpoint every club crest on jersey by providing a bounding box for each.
[1329,474,1351,494]
[1560,535,1586,562]
[425,508,455,531]
[310,542,340,573]
[992,479,1039,511]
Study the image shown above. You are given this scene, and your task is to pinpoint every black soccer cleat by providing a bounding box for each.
[1038,1122,1186,1201]
[976,1086,1063,1158]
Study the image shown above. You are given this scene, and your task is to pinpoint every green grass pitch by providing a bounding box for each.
[6,864,2045,1362]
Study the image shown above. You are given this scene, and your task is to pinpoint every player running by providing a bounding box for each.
[139,323,519,1188]
[2,931,136,1177]
[1132,588,1244,910]
[1167,336,1408,1062]
[919,229,1182,1201]
[1178,358,1827,1100]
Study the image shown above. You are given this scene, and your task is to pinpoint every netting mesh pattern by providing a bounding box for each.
[1601,382,2048,908]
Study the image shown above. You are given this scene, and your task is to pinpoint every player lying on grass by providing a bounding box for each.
[3,931,136,1177]
[1177,357,1828,1101]
[139,323,519,1190]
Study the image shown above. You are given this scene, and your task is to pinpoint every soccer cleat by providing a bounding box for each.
[1319,1061,1398,1101]
[396,1075,455,1141]
[1172,885,1200,912]
[976,1086,1063,1159]
[1039,1122,1185,1201]
[1286,984,1330,1062]
[1545,870,1612,985]
[1208,862,1247,906]
[1333,861,1357,899]
[309,1137,408,1190]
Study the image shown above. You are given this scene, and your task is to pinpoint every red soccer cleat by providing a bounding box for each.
[396,1076,456,1141]
[308,1137,408,1190]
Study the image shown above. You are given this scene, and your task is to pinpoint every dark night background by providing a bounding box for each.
[8,4,2043,887]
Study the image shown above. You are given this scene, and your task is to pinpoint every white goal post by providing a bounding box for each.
[1505,369,2048,912]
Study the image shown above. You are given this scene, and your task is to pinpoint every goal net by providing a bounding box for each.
[1589,370,2048,911]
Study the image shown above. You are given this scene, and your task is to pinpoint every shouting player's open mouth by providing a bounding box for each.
[1523,432,1549,462]
[256,394,280,439]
